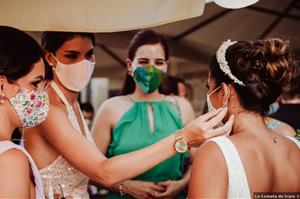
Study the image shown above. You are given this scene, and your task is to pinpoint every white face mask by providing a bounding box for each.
[51,54,95,92]
[207,85,222,112]
[206,85,232,135]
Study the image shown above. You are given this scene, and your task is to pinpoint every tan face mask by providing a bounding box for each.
[51,54,95,92]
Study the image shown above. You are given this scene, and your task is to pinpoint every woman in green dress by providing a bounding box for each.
[92,29,196,199]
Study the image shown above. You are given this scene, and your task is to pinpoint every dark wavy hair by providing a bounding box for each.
[0,26,44,81]
[209,38,295,114]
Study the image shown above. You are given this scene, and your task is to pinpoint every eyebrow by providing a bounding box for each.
[137,58,165,61]
[87,48,94,53]
[33,75,44,81]
[64,50,80,54]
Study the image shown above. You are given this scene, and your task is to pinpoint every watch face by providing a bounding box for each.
[175,139,188,153]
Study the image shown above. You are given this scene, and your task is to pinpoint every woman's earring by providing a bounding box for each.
[49,63,55,71]
[0,85,4,104]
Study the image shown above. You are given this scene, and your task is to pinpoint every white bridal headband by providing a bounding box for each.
[216,40,245,86]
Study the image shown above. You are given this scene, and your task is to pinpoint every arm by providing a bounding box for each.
[39,103,233,187]
[0,149,31,198]
[153,96,196,198]
[188,142,228,199]
[92,99,176,198]
[91,99,114,155]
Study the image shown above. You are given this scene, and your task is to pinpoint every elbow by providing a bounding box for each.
[93,163,120,188]
[97,176,117,188]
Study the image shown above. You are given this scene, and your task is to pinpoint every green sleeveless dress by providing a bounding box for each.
[105,99,188,199]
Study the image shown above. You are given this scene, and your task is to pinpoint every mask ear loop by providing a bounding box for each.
[222,86,231,108]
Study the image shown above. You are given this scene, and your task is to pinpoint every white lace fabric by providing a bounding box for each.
[40,82,94,198]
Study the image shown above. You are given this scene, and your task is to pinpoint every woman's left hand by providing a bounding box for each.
[151,180,185,198]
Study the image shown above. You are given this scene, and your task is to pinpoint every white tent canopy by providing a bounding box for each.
[0,0,205,32]
[1,0,299,111]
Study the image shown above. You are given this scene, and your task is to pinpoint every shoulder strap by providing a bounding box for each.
[0,141,45,198]
[77,102,93,141]
[50,81,72,107]
[285,136,300,148]
[209,136,251,198]
[51,82,89,139]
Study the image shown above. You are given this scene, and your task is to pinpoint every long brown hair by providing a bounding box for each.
[121,29,169,95]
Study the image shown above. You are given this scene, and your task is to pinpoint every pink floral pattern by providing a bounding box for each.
[10,89,49,128]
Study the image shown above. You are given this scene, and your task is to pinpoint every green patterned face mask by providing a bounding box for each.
[132,65,166,94]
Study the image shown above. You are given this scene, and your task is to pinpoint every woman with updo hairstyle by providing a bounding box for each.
[188,38,300,198]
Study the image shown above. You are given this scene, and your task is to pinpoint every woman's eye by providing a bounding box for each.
[156,61,165,66]
[32,81,40,88]
[139,61,148,65]
[86,52,94,60]
[65,54,78,60]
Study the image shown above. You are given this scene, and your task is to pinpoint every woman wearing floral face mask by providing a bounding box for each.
[25,31,234,198]
[92,29,197,199]
[189,39,300,198]
[0,26,49,198]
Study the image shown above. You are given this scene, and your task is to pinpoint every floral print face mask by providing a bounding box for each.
[9,87,49,128]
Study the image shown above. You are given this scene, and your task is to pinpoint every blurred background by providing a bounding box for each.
[2,0,300,114]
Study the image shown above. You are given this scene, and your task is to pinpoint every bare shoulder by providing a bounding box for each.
[192,140,227,176]
[275,123,296,136]
[189,140,227,198]
[94,96,133,126]
[265,117,296,136]
[95,96,132,116]
[0,149,31,197]
[194,140,225,164]
[99,96,131,110]
[0,148,30,176]
[164,95,189,106]
[165,95,195,124]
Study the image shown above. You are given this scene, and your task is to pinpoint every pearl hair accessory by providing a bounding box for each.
[216,40,245,86]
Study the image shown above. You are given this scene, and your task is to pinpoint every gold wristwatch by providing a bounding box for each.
[174,131,188,153]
